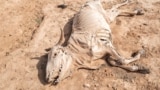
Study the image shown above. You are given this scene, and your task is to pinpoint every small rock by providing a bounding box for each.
[57,4,67,9]
[83,83,91,88]
[112,86,117,90]
[5,52,9,56]
[94,87,97,90]
[143,23,147,26]
[94,83,99,87]
[106,84,110,87]
[110,73,114,76]
[93,77,98,81]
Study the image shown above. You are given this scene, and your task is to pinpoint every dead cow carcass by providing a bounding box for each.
[46,0,149,84]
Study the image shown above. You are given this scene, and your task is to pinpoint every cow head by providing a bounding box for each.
[46,45,73,84]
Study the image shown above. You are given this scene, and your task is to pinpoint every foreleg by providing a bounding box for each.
[77,59,106,70]
[107,47,149,73]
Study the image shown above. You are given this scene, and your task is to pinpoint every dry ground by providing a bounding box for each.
[0,0,160,90]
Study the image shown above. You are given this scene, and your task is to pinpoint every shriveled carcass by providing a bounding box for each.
[46,0,149,84]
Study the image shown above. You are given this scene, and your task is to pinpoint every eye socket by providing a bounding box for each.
[52,53,57,58]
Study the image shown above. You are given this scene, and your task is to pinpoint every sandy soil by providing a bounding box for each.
[0,0,160,90]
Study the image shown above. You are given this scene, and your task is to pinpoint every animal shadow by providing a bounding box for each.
[62,17,73,46]
[35,53,48,85]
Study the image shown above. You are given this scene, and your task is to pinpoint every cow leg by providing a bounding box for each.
[106,0,129,23]
[108,6,144,22]
[113,48,145,64]
[77,59,106,70]
[108,58,150,74]
[118,9,144,16]
[106,0,143,22]
[110,48,145,65]
[107,47,149,73]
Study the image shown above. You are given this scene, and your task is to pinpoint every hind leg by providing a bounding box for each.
[106,0,143,23]
[106,0,129,23]
[118,9,144,16]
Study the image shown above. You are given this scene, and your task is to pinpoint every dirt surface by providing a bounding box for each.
[0,0,160,90]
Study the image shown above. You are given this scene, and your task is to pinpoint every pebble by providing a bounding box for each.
[83,83,91,88]
[94,83,99,87]
[93,77,98,81]
[106,84,110,87]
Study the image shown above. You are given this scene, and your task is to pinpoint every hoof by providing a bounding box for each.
[132,49,145,57]
[51,79,59,85]
[137,68,150,74]
[134,9,144,15]
[137,65,150,74]
[138,49,145,55]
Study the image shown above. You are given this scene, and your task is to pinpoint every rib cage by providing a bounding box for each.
[68,0,113,60]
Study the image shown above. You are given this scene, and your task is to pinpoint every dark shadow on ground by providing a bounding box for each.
[35,53,48,85]
[62,17,73,46]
